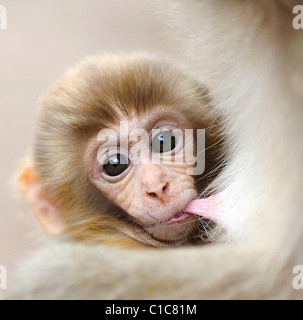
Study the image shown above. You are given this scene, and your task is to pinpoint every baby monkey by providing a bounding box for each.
[19,53,221,248]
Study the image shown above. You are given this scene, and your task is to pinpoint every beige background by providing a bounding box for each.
[0,0,177,296]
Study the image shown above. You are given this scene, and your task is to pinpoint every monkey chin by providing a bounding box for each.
[145,214,200,245]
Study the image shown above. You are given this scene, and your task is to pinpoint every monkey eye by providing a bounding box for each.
[103,154,130,177]
[152,131,177,153]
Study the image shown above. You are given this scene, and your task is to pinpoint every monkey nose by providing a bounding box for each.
[146,182,169,203]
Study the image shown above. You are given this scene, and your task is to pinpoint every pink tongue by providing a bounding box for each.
[184,194,218,222]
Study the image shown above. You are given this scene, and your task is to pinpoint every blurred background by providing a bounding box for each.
[0,0,177,296]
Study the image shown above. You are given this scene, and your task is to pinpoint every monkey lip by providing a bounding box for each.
[167,212,191,224]
[164,196,198,225]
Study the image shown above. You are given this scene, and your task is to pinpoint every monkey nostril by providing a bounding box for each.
[146,192,157,198]
[162,182,169,192]
[146,182,169,200]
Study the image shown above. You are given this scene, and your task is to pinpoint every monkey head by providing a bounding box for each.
[18,53,220,247]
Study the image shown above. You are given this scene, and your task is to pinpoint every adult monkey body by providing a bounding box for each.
[7,0,303,299]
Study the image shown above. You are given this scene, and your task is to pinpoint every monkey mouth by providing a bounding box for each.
[144,193,198,227]
[164,197,198,225]
[146,207,196,228]
[165,195,199,225]
[167,211,191,224]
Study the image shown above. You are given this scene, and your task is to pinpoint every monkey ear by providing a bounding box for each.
[18,166,66,235]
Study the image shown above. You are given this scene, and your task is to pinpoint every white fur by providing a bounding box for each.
[162,0,303,250]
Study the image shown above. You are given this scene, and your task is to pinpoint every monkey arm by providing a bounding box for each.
[6,241,294,300]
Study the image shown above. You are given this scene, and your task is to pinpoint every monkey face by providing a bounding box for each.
[27,53,219,247]
[87,107,202,243]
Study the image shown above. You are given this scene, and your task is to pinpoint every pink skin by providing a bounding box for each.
[184,194,220,222]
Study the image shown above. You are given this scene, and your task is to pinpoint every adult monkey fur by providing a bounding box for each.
[7,0,303,299]
[17,53,220,248]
